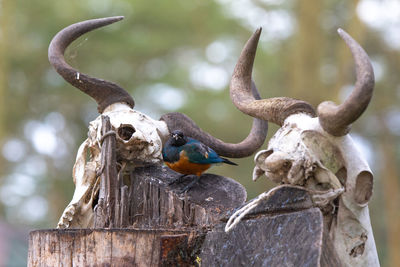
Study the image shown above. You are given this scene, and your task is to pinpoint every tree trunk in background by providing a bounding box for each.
[290,0,323,105]
[380,128,400,267]
[0,0,11,216]
[377,24,400,267]
[0,0,9,140]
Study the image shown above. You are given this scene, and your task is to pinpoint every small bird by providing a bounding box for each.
[162,130,237,192]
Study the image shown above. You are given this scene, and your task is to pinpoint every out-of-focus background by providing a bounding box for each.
[0,0,399,266]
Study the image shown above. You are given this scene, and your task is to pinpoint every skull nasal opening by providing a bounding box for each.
[118,125,136,141]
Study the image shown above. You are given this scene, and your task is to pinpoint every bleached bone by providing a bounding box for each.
[49,17,268,228]
[56,103,168,228]
[56,139,99,228]
[227,28,379,266]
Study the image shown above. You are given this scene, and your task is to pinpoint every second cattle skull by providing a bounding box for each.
[229,28,378,266]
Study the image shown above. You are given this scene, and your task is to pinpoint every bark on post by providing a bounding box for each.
[94,115,119,228]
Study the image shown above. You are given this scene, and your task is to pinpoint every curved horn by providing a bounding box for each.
[317,29,375,136]
[230,28,316,126]
[160,82,268,158]
[48,16,135,113]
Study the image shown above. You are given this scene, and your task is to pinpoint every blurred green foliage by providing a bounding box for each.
[0,0,399,266]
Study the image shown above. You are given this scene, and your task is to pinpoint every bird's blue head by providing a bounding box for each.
[170,130,188,146]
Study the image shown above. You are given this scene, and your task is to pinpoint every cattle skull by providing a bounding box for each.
[49,17,268,228]
[227,28,379,266]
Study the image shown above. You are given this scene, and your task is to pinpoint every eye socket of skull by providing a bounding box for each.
[117,124,136,141]
[354,170,373,206]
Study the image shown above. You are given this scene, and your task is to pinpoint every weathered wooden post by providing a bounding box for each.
[28,16,380,266]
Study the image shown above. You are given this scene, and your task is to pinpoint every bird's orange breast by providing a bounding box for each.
[165,151,211,176]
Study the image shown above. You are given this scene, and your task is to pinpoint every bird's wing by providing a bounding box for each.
[184,141,221,164]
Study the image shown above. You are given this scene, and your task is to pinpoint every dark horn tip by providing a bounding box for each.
[92,16,124,23]
[100,16,124,25]
[253,28,262,41]
[112,16,124,21]
[97,16,124,24]
[337,28,352,43]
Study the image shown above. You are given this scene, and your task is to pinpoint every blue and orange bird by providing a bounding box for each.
[162,130,237,192]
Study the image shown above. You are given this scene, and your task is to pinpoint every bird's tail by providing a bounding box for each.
[221,157,238,166]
